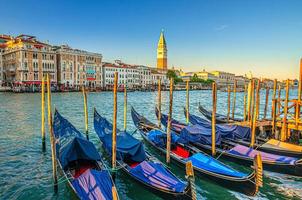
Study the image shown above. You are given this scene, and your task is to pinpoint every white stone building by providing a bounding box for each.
[135,65,152,87]
[102,61,140,89]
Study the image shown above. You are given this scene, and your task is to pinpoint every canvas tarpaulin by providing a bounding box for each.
[129,161,187,192]
[53,111,101,169]
[72,169,115,200]
[188,112,251,140]
[94,110,146,162]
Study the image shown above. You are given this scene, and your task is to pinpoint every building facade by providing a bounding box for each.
[136,65,152,87]
[211,71,235,86]
[157,31,167,71]
[2,35,57,87]
[102,60,140,89]
[235,75,249,87]
[151,69,169,85]
[55,45,102,89]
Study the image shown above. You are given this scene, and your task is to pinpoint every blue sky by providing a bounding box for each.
[1,0,302,79]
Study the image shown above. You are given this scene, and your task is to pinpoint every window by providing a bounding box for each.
[34,73,38,80]
[33,53,38,59]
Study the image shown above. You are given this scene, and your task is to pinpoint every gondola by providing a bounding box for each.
[186,109,302,158]
[53,110,119,200]
[131,107,262,196]
[156,108,302,177]
[93,109,192,200]
[199,104,243,124]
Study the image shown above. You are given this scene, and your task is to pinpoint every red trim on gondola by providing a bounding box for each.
[74,163,94,178]
[172,146,190,158]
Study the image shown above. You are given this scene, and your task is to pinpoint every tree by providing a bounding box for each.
[190,73,214,85]
[166,70,183,84]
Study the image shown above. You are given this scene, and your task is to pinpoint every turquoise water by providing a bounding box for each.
[0,89,301,200]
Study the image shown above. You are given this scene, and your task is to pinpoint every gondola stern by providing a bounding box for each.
[253,153,263,195]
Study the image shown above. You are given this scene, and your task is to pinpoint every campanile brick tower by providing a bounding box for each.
[157,31,167,70]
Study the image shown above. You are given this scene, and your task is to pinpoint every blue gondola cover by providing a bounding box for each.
[179,125,222,145]
[129,161,187,192]
[188,113,251,140]
[53,111,101,169]
[147,129,181,147]
[72,169,115,200]
[186,153,247,178]
[94,111,146,162]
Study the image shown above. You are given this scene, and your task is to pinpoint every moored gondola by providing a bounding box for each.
[186,109,302,158]
[199,104,242,124]
[156,108,302,177]
[132,107,263,196]
[93,109,192,200]
[53,110,119,200]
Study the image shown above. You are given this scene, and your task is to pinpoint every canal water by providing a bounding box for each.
[0,89,301,200]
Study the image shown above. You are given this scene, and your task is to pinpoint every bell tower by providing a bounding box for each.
[157,30,167,70]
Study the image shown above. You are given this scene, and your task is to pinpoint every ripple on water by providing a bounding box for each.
[0,91,301,199]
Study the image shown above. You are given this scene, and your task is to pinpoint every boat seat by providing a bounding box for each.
[127,161,141,168]
[74,163,95,178]
[172,145,190,158]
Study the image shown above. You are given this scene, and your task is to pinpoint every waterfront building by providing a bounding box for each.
[261,78,275,88]
[211,71,235,86]
[180,70,217,82]
[2,35,57,87]
[235,75,249,87]
[102,60,140,90]
[135,65,152,87]
[55,45,102,89]
[151,69,169,86]
[157,31,167,71]
[0,35,11,86]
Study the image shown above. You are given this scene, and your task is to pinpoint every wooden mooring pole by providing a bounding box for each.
[249,80,255,128]
[299,58,302,101]
[41,76,46,150]
[227,85,231,122]
[243,84,247,121]
[263,86,269,119]
[256,80,261,120]
[212,82,217,156]
[271,99,277,138]
[112,72,118,170]
[82,86,88,140]
[277,84,281,115]
[247,81,252,122]
[158,79,162,128]
[166,78,174,164]
[251,80,260,147]
[186,80,190,124]
[47,74,58,190]
[281,79,289,142]
[124,86,127,131]
[232,80,237,119]
[271,79,277,118]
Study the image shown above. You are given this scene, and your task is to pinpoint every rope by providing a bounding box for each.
[215,150,226,160]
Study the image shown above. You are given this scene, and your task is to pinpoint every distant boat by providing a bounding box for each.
[53,110,119,200]
[198,104,243,123]
[93,109,192,200]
